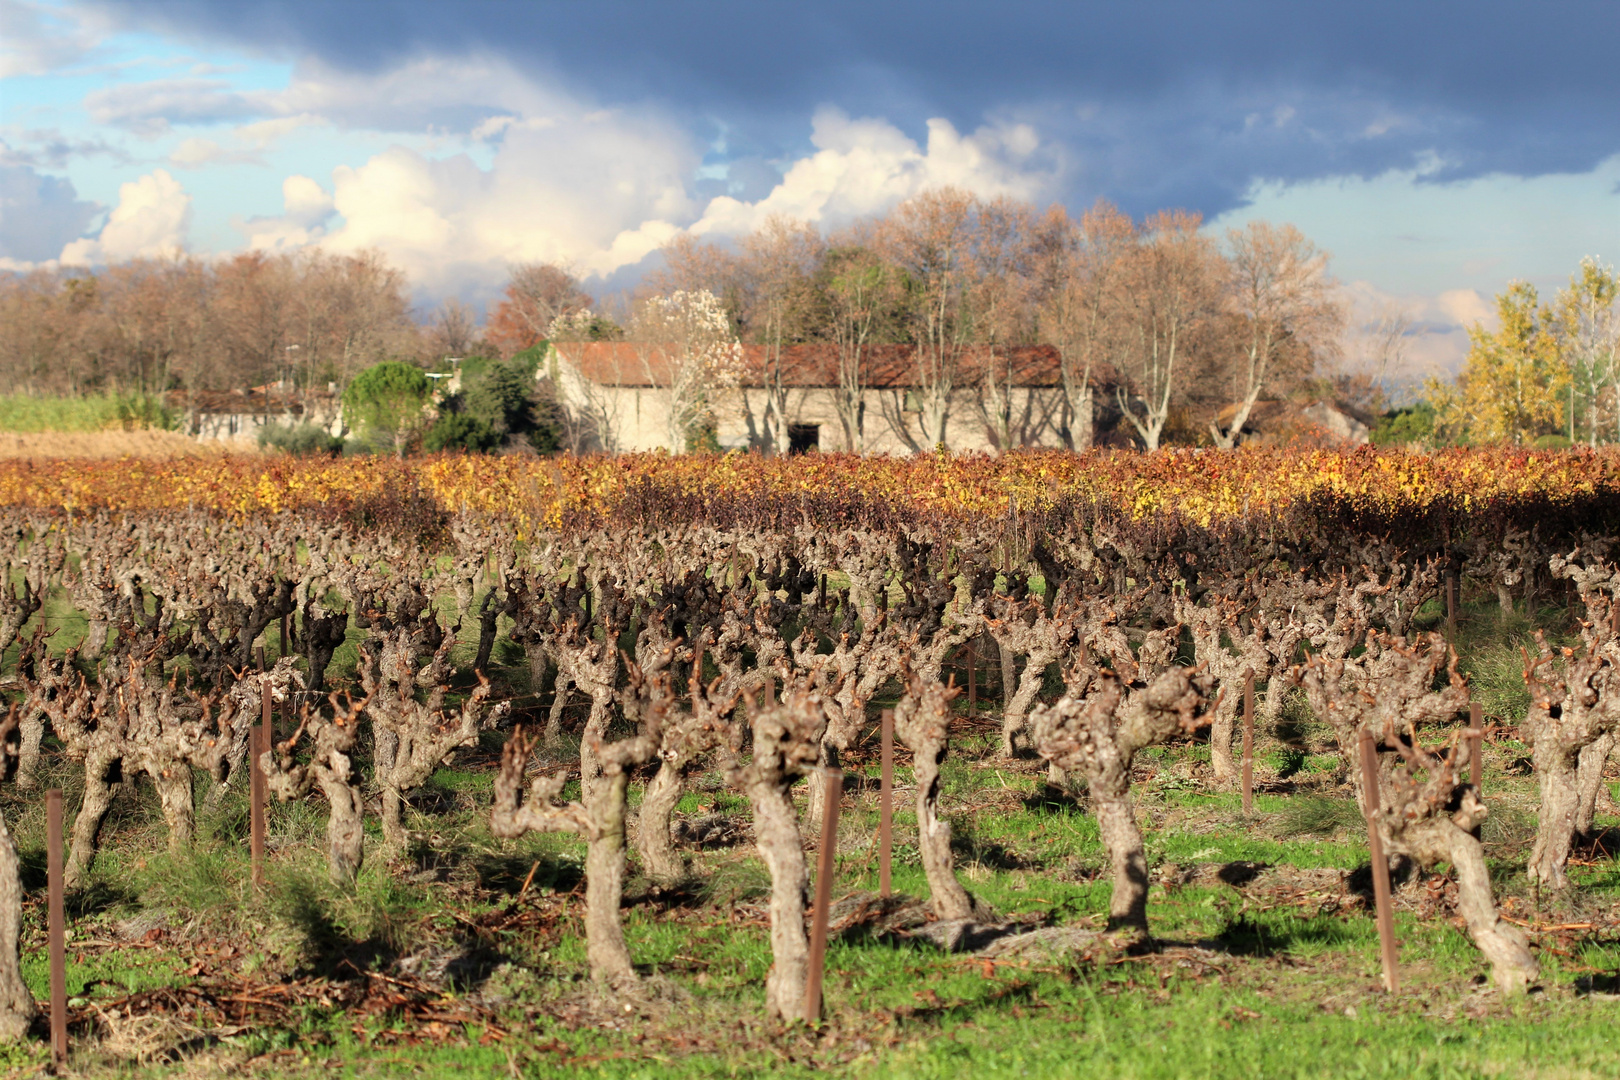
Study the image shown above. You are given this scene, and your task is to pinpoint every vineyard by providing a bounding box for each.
[0,447,1619,1077]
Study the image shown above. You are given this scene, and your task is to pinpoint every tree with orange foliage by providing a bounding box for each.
[486,262,593,358]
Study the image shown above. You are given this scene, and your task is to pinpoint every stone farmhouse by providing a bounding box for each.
[545,341,1103,454]
[166,384,343,448]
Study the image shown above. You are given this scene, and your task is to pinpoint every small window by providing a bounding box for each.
[903,389,922,413]
[787,423,820,455]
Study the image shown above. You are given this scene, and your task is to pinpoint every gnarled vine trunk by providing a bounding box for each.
[0,807,35,1041]
[894,676,977,920]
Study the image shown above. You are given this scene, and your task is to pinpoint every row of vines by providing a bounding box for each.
[0,446,1617,1036]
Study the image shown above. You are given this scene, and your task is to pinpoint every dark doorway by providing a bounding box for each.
[787,423,820,455]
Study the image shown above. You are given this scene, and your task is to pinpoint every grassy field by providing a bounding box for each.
[0,392,176,434]
[2,596,1617,1078]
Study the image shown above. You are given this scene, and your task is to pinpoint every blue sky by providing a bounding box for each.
[3,0,1618,377]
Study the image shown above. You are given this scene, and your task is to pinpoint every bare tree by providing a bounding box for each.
[725,683,827,1020]
[1522,556,1620,889]
[1114,210,1219,450]
[1034,200,1135,450]
[425,298,481,361]
[492,706,661,985]
[969,197,1037,452]
[878,188,981,450]
[1295,635,1537,990]
[1557,257,1620,446]
[31,648,236,889]
[740,215,823,455]
[360,632,505,850]
[1210,222,1343,447]
[819,235,900,452]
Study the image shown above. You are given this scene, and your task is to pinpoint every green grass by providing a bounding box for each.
[0,390,178,432]
[9,581,1620,1078]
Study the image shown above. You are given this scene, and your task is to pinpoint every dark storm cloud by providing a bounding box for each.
[0,163,99,261]
[84,0,1620,217]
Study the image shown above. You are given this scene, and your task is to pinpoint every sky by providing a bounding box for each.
[2,0,1618,380]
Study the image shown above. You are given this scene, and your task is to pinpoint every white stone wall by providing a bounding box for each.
[549,370,1071,455]
[187,401,344,448]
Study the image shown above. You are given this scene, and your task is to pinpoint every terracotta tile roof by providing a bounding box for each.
[554,342,1115,390]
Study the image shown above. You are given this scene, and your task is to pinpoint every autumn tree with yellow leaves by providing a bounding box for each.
[1431,281,1569,446]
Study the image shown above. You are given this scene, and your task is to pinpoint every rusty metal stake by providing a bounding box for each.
[251,676,269,890]
[968,640,977,716]
[804,767,844,1025]
[1359,730,1400,993]
[1469,702,1484,792]
[1241,670,1255,816]
[1446,573,1457,640]
[879,710,893,898]
[47,788,66,1069]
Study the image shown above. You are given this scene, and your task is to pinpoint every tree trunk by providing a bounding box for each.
[997,641,1021,756]
[151,764,194,854]
[578,691,613,804]
[910,725,974,920]
[66,753,118,890]
[543,671,570,749]
[636,755,687,884]
[746,776,810,1020]
[474,594,500,675]
[1092,778,1149,934]
[1260,677,1286,731]
[0,808,35,1040]
[1209,690,1238,783]
[805,743,839,839]
[375,727,406,849]
[1444,808,1538,992]
[379,788,405,850]
[998,654,1050,761]
[1528,738,1580,889]
[1575,732,1616,836]
[584,772,635,983]
[1496,583,1514,619]
[13,712,43,791]
[320,774,365,886]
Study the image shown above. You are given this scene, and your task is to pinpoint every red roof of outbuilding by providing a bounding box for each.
[553,342,1115,390]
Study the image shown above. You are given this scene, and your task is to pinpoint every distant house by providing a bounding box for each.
[1211,398,1372,447]
[167,384,343,448]
[548,342,1114,454]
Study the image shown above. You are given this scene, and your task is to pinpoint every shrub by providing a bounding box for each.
[258,421,344,457]
[424,413,499,453]
[436,356,564,455]
[1370,401,1437,447]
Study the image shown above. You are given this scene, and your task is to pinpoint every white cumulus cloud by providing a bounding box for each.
[59,168,191,265]
[691,109,1054,237]
[239,174,335,250]
[240,104,702,293]
[239,103,1058,296]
